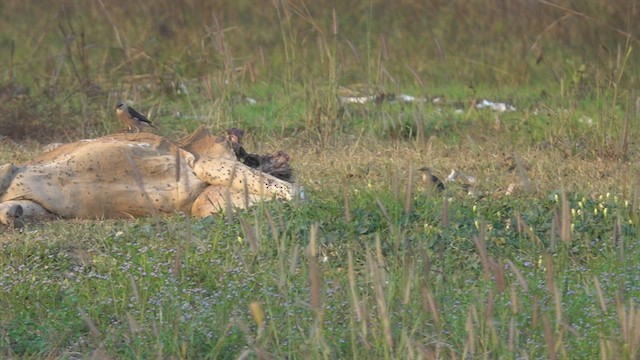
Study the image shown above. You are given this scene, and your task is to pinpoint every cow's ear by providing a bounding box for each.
[178,126,235,160]
[0,163,19,195]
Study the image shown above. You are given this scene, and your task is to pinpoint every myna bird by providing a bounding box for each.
[116,101,156,137]
[418,167,445,192]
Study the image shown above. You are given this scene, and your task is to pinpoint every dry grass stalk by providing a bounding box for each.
[224,190,234,223]
[506,259,529,291]
[414,249,441,347]
[620,97,631,158]
[402,256,414,306]
[552,284,564,343]
[464,305,477,357]
[413,341,436,360]
[288,243,300,276]
[472,224,491,283]
[240,217,259,253]
[441,196,449,227]
[542,314,557,360]
[538,0,640,45]
[243,175,250,210]
[129,275,141,305]
[542,253,563,327]
[375,198,394,231]
[485,289,495,330]
[307,223,321,313]
[347,251,362,322]
[249,301,266,329]
[392,167,400,202]
[347,249,371,351]
[514,211,543,246]
[79,309,102,340]
[126,312,140,335]
[531,295,540,328]
[277,233,287,288]
[421,283,440,326]
[600,337,611,360]
[413,107,426,144]
[615,296,640,358]
[253,209,262,247]
[173,243,182,278]
[510,285,519,316]
[343,188,352,223]
[508,317,517,354]
[404,164,414,215]
[306,222,328,353]
[97,0,134,77]
[263,207,279,242]
[494,258,505,293]
[366,240,394,353]
[419,248,433,282]
[374,234,386,270]
[560,189,572,243]
[543,253,556,293]
[513,152,531,191]
[593,277,608,313]
[615,214,624,262]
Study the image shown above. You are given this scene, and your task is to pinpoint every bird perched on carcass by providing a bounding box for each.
[116,101,156,137]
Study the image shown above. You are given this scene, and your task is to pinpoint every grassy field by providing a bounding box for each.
[2,0,640,358]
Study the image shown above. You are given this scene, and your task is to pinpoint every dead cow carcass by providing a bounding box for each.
[0,127,299,226]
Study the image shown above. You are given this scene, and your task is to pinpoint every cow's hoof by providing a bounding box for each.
[7,204,24,228]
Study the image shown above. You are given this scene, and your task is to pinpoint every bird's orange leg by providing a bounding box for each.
[130,127,140,141]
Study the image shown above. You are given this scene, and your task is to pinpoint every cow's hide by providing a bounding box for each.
[0,127,297,226]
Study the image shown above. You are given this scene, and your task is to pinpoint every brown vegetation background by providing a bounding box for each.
[0,0,638,139]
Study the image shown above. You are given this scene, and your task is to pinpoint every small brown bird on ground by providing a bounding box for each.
[418,167,445,192]
[115,101,156,137]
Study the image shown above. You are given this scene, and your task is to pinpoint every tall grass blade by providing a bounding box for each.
[367,237,394,354]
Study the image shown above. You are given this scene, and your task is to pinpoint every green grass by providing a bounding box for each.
[2,193,639,358]
[2,0,640,358]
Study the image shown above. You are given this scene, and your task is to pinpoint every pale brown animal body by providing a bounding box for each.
[0,127,296,226]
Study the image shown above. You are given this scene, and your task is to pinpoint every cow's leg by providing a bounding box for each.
[192,157,294,200]
[0,200,51,227]
[191,185,262,217]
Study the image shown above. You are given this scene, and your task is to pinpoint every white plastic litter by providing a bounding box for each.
[475,99,516,112]
[338,95,376,104]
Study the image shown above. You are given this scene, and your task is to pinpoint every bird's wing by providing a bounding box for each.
[128,108,153,125]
